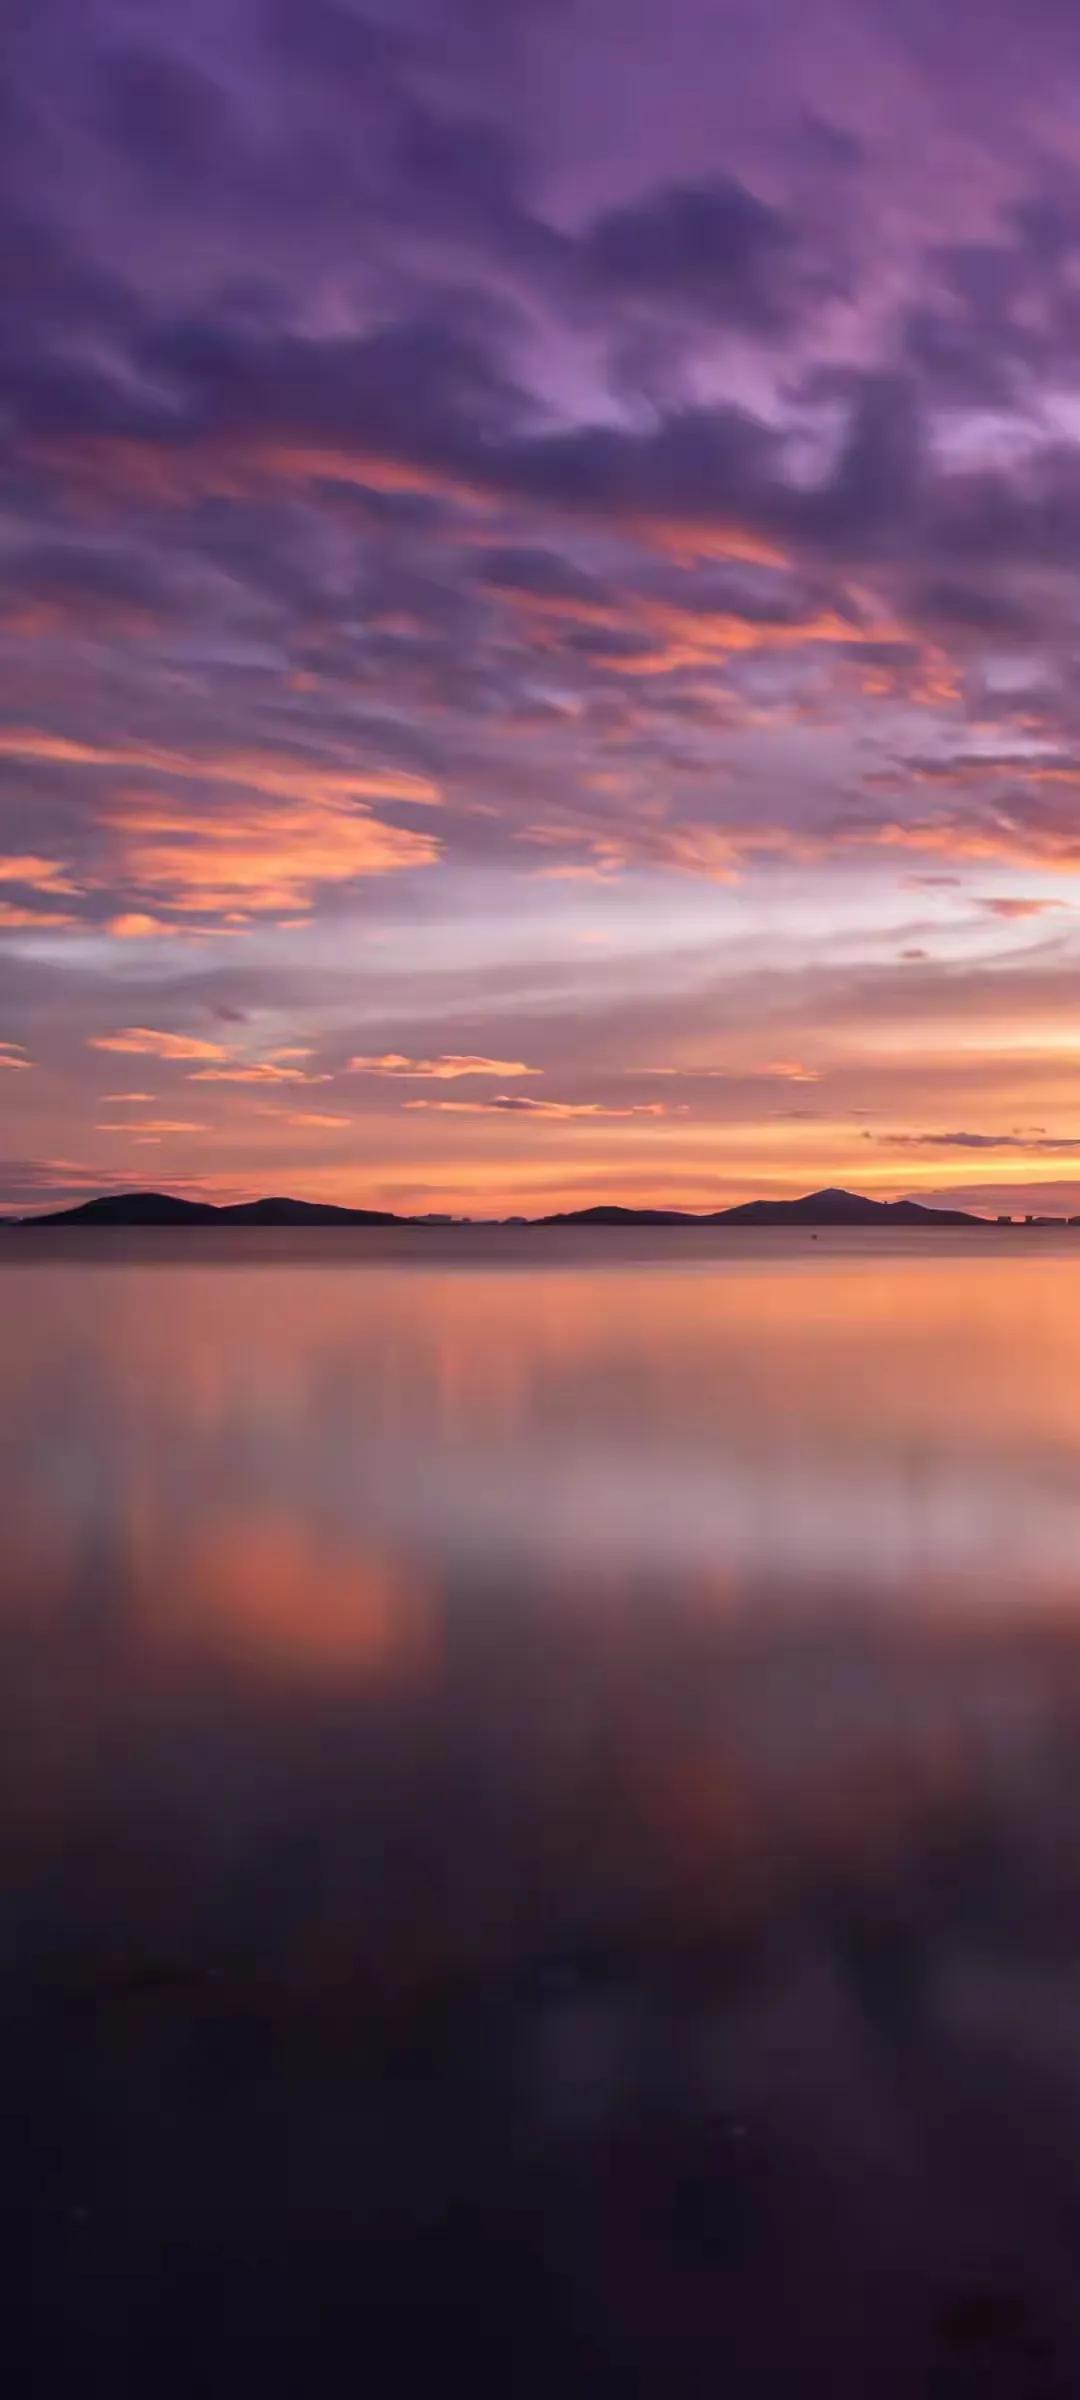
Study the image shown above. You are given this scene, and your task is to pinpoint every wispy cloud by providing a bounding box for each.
[102,792,439,923]
[635,1060,820,1083]
[279,1111,353,1128]
[347,1054,540,1079]
[188,1063,331,1084]
[404,1096,678,1118]
[89,1028,229,1061]
[0,730,440,811]
[876,1130,1080,1152]
[95,1118,207,1134]
[105,913,178,939]
[0,855,80,895]
[978,897,1069,921]
[0,905,78,929]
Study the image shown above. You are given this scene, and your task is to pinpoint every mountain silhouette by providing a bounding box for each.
[7,1184,999,1229]
[535,1205,704,1226]
[18,1192,403,1228]
[539,1187,988,1229]
[710,1187,984,1228]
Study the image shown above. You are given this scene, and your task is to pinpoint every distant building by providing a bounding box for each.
[997,1214,1012,1225]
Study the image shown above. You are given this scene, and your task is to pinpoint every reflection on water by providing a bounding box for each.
[7,1229,1080,2394]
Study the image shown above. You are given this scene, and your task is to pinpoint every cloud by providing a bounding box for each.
[0,855,80,895]
[0,1041,30,1069]
[879,1130,1080,1151]
[403,1095,676,1118]
[476,548,614,611]
[346,1052,539,1078]
[0,730,442,930]
[88,1027,229,1061]
[105,913,177,938]
[0,729,440,810]
[95,1118,207,1135]
[0,905,79,929]
[279,1110,353,1127]
[634,1059,820,1082]
[187,1063,331,1084]
[978,896,1068,920]
[581,175,806,334]
[101,793,439,922]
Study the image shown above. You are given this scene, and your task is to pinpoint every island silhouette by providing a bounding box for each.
[4,1185,1038,1229]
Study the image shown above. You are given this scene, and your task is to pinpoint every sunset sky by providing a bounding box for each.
[7,0,1080,1214]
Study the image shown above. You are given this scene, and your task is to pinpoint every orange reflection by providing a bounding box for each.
[178,1512,436,1680]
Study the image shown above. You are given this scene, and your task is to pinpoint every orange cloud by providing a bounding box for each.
[583,822,804,880]
[188,1062,331,1084]
[96,1118,207,1134]
[874,820,1057,867]
[347,1053,540,1079]
[549,803,1080,887]
[0,904,79,928]
[639,522,790,568]
[105,913,176,938]
[0,1040,30,1069]
[0,853,80,895]
[404,1096,676,1118]
[212,440,480,509]
[979,896,1068,920]
[0,728,442,928]
[0,727,440,809]
[280,1110,354,1128]
[103,791,440,920]
[44,432,792,576]
[490,574,906,679]
[609,600,907,679]
[89,1027,229,1061]
[633,1058,820,1084]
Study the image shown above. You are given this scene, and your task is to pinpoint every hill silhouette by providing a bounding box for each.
[18,1192,403,1228]
[7,1184,999,1229]
[712,1187,984,1229]
[539,1187,988,1229]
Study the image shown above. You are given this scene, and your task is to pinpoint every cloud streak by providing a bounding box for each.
[89,1028,229,1061]
[403,1096,678,1119]
[346,1054,539,1079]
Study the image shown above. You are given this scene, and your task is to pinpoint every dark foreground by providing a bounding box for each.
[6,1230,1080,2395]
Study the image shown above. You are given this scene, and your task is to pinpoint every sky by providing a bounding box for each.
[7,0,1080,1215]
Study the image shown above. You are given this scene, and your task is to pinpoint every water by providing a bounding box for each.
[6,1226,1080,2394]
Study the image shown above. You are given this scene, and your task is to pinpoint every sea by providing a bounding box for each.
[5,1224,1080,2394]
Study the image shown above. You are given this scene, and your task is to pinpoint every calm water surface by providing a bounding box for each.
[6,1227,1080,2394]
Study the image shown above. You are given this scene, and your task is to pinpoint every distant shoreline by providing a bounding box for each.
[5,1187,1078,1232]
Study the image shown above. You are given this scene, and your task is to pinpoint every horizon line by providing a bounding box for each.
[6,1183,1077,1228]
